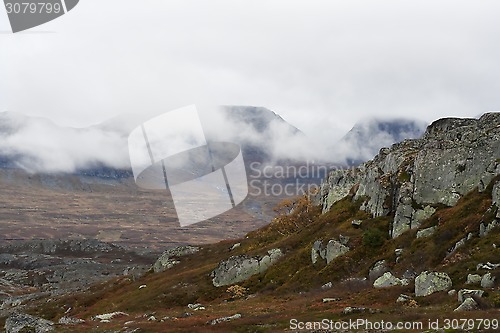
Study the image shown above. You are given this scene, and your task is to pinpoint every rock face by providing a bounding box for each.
[311,238,350,264]
[415,271,452,297]
[5,312,54,333]
[211,249,283,287]
[153,246,200,273]
[317,113,500,238]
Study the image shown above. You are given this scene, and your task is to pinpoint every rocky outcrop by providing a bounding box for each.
[153,246,200,273]
[211,249,283,287]
[5,312,54,333]
[415,271,452,297]
[317,113,500,238]
[311,237,350,264]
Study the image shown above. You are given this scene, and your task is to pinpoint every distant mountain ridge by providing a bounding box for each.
[1,108,428,175]
[335,117,428,165]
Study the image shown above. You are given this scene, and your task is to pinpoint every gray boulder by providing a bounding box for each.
[211,249,282,287]
[153,245,200,273]
[311,239,350,264]
[416,226,438,239]
[5,313,54,333]
[373,272,407,288]
[415,271,452,297]
[481,273,496,288]
[454,298,479,312]
[458,289,484,303]
[466,274,482,285]
[369,260,388,281]
[479,220,499,237]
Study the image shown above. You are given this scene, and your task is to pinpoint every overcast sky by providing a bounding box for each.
[1,0,500,143]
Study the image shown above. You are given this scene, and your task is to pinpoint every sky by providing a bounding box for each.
[1,0,500,145]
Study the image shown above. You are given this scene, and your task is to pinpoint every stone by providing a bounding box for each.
[311,240,325,264]
[477,262,500,270]
[448,289,457,297]
[481,273,496,288]
[396,294,413,303]
[457,289,484,303]
[493,181,500,211]
[321,282,332,290]
[454,298,479,312]
[311,239,350,264]
[373,272,405,288]
[416,226,438,239]
[415,271,452,297]
[58,317,85,325]
[351,220,363,228]
[153,246,200,273]
[211,249,283,287]
[325,240,350,264]
[466,274,482,285]
[230,243,241,251]
[479,220,499,238]
[322,298,341,303]
[368,260,388,281]
[5,313,54,333]
[342,307,367,315]
[207,314,242,325]
[93,312,128,322]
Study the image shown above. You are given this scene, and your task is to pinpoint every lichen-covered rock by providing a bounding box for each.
[317,114,500,239]
[5,313,54,333]
[481,273,496,288]
[369,260,388,281]
[416,225,438,239]
[415,271,452,297]
[211,249,282,287]
[153,245,200,273]
[311,239,350,264]
[466,274,482,285]
[373,272,407,288]
[454,298,479,312]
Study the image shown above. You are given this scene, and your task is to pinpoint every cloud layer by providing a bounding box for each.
[1,0,500,146]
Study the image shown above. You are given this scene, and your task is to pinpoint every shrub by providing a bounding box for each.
[363,228,386,248]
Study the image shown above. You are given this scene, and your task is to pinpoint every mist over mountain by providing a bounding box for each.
[0,107,428,174]
[333,117,428,165]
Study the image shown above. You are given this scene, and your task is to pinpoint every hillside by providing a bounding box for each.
[3,114,498,332]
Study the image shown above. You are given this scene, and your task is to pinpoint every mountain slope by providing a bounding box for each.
[8,113,499,332]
